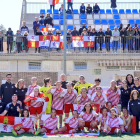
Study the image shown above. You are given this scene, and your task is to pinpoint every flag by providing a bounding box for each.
[72,36,83,47]
[67,0,73,3]
[59,36,64,49]
[92,104,100,113]
[50,36,61,48]
[47,0,59,5]
[39,35,51,47]
[27,36,39,48]
[41,28,55,35]
[83,36,95,47]
[73,104,84,114]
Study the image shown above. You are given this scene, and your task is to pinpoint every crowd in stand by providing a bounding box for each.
[0,73,140,136]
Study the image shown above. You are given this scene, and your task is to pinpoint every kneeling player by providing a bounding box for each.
[11,109,35,136]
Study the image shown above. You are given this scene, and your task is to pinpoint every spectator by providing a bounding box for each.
[86,4,92,14]
[39,13,45,25]
[47,30,53,52]
[112,27,119,53]
[111,0,117,9]
[60,74,68,89]
[126,24,130,31]
[5,28,14,53]
[35,26,43,53]
[118,23,123,32]
[0,74,15,106]
[97,28,105,52]
[79,23,87,35]
[20,21,29,35]
[15,79,27,108]
[128,90,140,133]
[33,17,40,35]
[133,23,139,30]
[0,31,3,53]
[50,2,55,11]
[71,26,79,36]
[0,94,22,117]
[87,26,92,35]
[90,28,97,52]
[59,4,65,14]
[127,26,134,52]
[67,0,73,12]
[134,28,140,52]
[80,3,85,14]
[44,13,53,27]
[120,28,127,53]
[16,30,22,53]
[93,3,100,14]
[55,30,62,52]
[105,28,112,52]
[23,31,29,53]
[126,74,134,88]
[67,29,72,52]
[133,77,140,94]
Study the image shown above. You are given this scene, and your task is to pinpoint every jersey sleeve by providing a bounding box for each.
[50,89,56,94]
[79,111,84,117]
[117,89,121,95]
[87,94,91,99]
[88,89,92,95]
[5,103,10,111]
[92,110,96,115]
[118,117,123,125]
[98,114,102,121]
[91,93,96,101]
[65,116,73,124]
[77,95,82,101]
[102,93,107,102]
[60,90,67,97]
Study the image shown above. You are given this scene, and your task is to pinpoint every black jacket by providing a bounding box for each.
[98,31,105,42]
[44,17,53,26]
[105,30,112,38]
[93,5,100,12]
[111,0,117,8]
[36,32,43,35]
[120,30,127,42]
[79,26,87,36]
[86,7,92,13]
[71,30,79,36]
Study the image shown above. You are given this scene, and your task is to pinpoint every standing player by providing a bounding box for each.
[132,77,140,94]
[58,83,78,118]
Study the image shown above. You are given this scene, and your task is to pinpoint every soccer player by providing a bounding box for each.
[11,109,35,136]
[57,82,78,118]
[132,77,140,94]
[47,81,64,128]
[106,80,120,106]
[79,103,98,133]
[35,109,58,135]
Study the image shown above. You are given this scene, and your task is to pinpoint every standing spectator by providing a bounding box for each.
[67,0,73,12]
[23,31,29,53]
[86,4,92,14]
[0,31,3,53]
[0,74,15,106]
[111,0,117,9]
[80,3,85,14]
[93,3,100,14]
[97,28,105,52]
[127,26,134,52]
[5,28,14,53]
[71,26,79,36]
[67,29,72,52]
[50,2,55,11]
[20,21,29,35]
[90,28,97,52]
[87,26,92,35]
[105,28,112,52]
[126,74,134,88]
[55,30,62,52]
[120,28,127,53]
[16,30,22,53]
[15,79,27,108]
[133,23,139,30]
[79,23,87,36]
[126,24,130,31]
[33,17,40,35]
[112,27,119,53]
[60,74,68,89]
[118,23,123,32]
[134,28,140,52]
[44,13,53,27]
[47,30,53,52]
[59,4,65,14]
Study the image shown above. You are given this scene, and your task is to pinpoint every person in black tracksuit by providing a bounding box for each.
[0,99,5,114]
[60,74,68,89]
[132,77,140,94]
[120,28,127,52]
[126,74,134,88]
[128,90,140,132]
[105,28,112,52]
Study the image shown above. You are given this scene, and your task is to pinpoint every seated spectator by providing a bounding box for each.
[20,21,29,35]
[16,30,22,53]
[105,28,112,52]
[55,30,62,52]
[0,31,3,53]
[67,0,73,12]
[134,28,140,52]
[126,24,130,31]
[59,4,65,14]
[0,94,22,117]
[44,13,53,27]
[133,23,139,30]
[98,28,105,52]
[33,17,40,35]
[47,29,53,36]
[90,28,97,52]
[86,4,92,14]
[111,0,117,9]
[79,23,87,35]
[71,26,79,36]
[80,3,85,14]
[112,27,119,53]
[93,3,100,14]
[23,31,29,53]
[39,13,45,25]
[120,28,127,53]
[118,23,123,32]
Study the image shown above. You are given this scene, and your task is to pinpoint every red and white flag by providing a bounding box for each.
[72,36,83,47]
[50,36,63,49]
[41,28,55,35]
[47,0,59,5]
[67,0,73,3]
[83,36,95,47]
[39,35,51,47]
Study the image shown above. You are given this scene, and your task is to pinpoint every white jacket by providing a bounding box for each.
[112,30,120,41]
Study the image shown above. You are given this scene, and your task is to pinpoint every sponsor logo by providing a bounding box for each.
[131,103,134,105]
[3,117,8,124]
[5,86,7,88]
[22,90,24,92]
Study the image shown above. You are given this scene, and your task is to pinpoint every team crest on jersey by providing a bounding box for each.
[131,103,134,105]
[15,90,17,92]
[11,107,13,109]
[138,102,140,104]
[22,90,24,92]
[5,86,7,88]
[11,86,14,88]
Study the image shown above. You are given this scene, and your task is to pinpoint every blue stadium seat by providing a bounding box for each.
[138,25,140,29]
[112,9,118,14]
[53,31,56,35]
[114,15,120,19]
[117,25,120,29]
[81,20,87,25]
[100,9,105,14]
[101,20,107,25]
[136,20,140,24]
[119,9,125,14]
[60,20,63,25]
[115,20,121,25]
[53,25,60,30]
[60,14,63,19]
[53,9,59,14]
[47,9,52,14]
[40,9,45,14]
[53,15,59,19]
[126,9,131,14]
[67,25,73,30]
[40,46,46,49]
[73,9,79,14]
[66,14,73,19]
[132,9,138,14]
[94,20,100,24]
[80,14,86,19]
[106,9,112,14]
[108,20,114,25]
[129,20,135,24]
[139,9,140,13]
[110,25,115,30]
[61,31,63,35]
[131,25,135,28]
[40,25,45,30]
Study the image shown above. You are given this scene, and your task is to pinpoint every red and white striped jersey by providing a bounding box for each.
[65,116,79,129]
[80,110,96,122]
[44,115,58,130]
[106,116,123,128]
[30,96,44,107]
[77,94,91,105]
[60,89,78,104]
[91,92,107,105]
[22,118,34,129]
[51,88,64,110]
[98,113,110,127]
[88,88,96,96]
[106,89,120,106]
[26,85,40,95]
